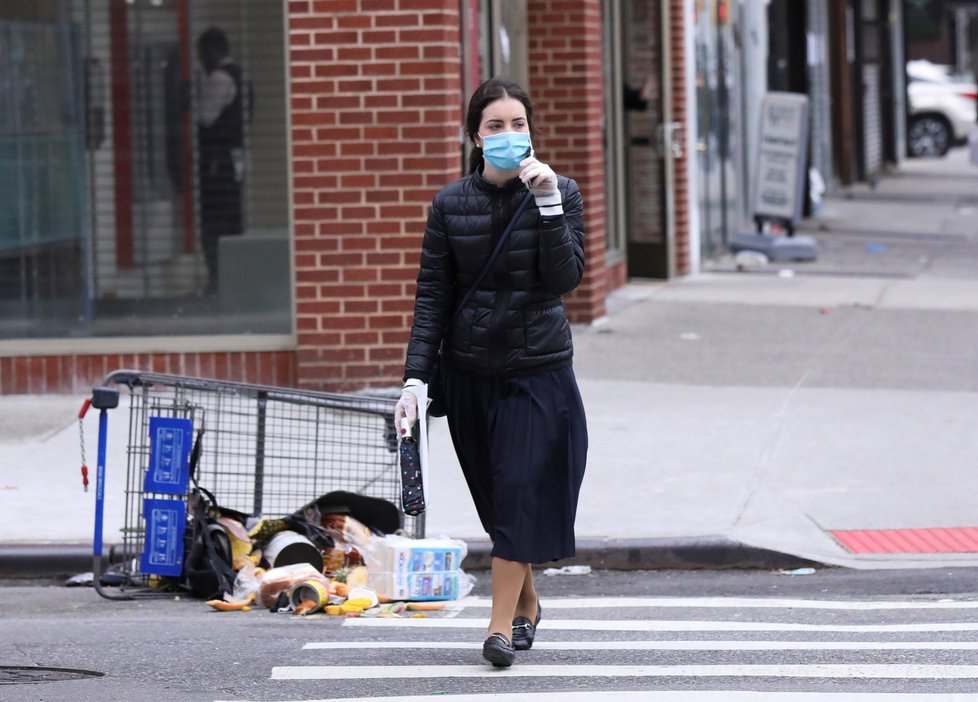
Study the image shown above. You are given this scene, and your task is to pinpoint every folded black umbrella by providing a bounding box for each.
[399,419,425,516]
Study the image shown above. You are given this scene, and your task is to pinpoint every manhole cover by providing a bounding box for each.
[0,666,105,684]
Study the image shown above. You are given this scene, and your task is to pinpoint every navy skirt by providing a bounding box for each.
[442,361,588,564]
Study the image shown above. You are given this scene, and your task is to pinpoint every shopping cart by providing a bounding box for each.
[87,370,421,600]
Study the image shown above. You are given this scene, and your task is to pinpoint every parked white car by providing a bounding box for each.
[906,60,977,158]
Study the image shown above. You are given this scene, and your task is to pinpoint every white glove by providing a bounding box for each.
[519,156,558,198]
[394,387,418,436]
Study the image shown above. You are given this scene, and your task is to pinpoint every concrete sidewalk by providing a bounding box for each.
[3,149,978,578]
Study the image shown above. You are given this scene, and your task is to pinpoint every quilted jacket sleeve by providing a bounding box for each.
[537,177,585,295]
[403,197,456,382]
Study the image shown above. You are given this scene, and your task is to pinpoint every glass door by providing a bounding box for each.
[622,0,669,279]
[694,0,740,260]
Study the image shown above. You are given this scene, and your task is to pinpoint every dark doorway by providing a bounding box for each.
[622,0,669,279]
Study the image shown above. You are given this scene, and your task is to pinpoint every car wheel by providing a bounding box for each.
[907,115,951,158]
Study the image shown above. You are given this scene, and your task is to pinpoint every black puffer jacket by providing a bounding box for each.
[403,170,585,382]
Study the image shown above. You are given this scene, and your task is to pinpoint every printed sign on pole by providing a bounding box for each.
[140,498,187,576]
[144,416,193,494]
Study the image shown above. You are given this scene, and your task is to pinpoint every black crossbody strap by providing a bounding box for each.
[451,190,534,321]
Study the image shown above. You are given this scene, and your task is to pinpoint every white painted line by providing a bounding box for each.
[304,640,978,651]
[271,663,978,680]
[217,692,978,702]
[344,617,978,633]
[454,596,978,611]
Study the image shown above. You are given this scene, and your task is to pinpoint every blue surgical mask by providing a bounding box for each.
[480,131,532,171]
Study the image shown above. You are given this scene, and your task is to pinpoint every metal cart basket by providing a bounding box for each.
[91,370,421,599]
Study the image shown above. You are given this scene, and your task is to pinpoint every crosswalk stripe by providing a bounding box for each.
[454,596,978,611]
[217,692,978,702]
[344,617,978,633]
[238,597,978,702]
[303,640,978,651]
[271,663,978,680]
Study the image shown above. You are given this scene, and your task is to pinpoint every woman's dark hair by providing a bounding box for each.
[465,77,535,173]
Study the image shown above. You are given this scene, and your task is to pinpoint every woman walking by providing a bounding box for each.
[395,77,588,667]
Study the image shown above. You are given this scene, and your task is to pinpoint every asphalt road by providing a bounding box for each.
[6,568,978,701]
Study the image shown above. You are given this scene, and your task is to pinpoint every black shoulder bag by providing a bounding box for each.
[426,190,534,418]
[180,430,237,599]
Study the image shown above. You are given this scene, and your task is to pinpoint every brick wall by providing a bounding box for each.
[526,0,608,322]
[0,352,295,395]
[1,0,690,397]
[287,0,463,391]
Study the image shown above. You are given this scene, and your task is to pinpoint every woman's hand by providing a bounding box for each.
[394,387,419,435]
[519,157,558,198]
[520,157,562,215]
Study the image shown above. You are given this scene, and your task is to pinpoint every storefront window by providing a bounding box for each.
[459,1,528,175]
[0,0,290,341]
[478,0,528,88]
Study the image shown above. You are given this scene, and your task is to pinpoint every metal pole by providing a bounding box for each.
[94,407,108,561]
[253,391,267,515]
[87,383,130,600]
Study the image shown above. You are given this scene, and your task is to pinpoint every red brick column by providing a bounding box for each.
[287,0,462,391]
[670,0,692,275]
[526,0,608,323]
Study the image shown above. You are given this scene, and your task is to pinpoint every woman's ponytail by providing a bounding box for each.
[468,145,483,173]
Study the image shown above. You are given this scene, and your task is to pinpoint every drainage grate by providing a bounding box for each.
[0,666,105,684]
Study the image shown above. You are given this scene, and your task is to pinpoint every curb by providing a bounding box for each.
[0,536,817,582]
[0,544,100,580]
[462,536,819,571]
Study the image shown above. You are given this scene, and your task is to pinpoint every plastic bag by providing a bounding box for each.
[808,166,826,215]
[322,543,363,574]
[458,570,476,599]
[227,561,260,604]
[257,562,330,608]
[321,513,374,550]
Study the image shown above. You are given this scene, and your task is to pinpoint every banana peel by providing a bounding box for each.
[206,593,255,612]
[344,597,373,610]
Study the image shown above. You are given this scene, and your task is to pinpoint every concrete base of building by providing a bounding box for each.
[730,232,819,262]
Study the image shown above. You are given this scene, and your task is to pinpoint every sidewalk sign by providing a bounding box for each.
[752,92,810,230]
[731,91,817,262]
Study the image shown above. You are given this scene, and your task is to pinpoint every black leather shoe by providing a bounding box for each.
[512,602,542,651]
[482,633,515,667]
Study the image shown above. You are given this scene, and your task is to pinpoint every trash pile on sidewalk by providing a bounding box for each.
[75,373,463,606]
[174,490,474,616]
